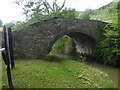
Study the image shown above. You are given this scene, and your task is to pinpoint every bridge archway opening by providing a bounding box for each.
[49,32,96,59]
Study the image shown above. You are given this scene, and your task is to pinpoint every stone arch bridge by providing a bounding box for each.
[13,17,107,59]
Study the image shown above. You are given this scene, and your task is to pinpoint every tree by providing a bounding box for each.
[12,0,78,29]
[12,0,68,26]
[14,0,66,18]
[80,9,93,20]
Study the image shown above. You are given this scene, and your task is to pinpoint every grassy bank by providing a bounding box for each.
[2,59,117,88]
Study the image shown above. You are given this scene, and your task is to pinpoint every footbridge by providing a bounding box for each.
[13,17,107,59]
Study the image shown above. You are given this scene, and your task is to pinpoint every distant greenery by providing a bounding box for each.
[50,35,76,55]
[51,35,68,54]
[79,2,118,23]
[79,9,93,20]
[90,1,118,23]
[2,59,117,88]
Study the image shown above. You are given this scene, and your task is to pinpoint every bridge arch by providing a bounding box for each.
[13,17,107,59]
[48,31,96,56]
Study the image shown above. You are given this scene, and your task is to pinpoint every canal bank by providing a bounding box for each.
[85,61,119,87]
[53,54,119,87]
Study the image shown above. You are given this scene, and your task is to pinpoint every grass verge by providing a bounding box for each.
[2,59,117,88]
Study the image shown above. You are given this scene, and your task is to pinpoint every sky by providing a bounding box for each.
[0,0,114,24]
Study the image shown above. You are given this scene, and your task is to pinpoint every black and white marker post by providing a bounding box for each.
[1,26,15,89]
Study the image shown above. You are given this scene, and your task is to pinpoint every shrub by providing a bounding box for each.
[96,24,120,66]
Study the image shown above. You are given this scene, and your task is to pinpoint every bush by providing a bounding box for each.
[95,24,120,66]
[51,8,78,18]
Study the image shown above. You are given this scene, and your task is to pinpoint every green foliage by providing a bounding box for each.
[94,1,120,66]
[118,1,120,33]
[51,36,67,54]
[80,9,93,20]
[90,2,118,23]
[96,24,120,65]
[64,35,76,55]
[15,0,66,18]
[51,8,78,18]
[50,35,76,55]
[51,35,75,54]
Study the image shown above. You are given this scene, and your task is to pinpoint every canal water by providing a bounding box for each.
[85,61,119,87]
